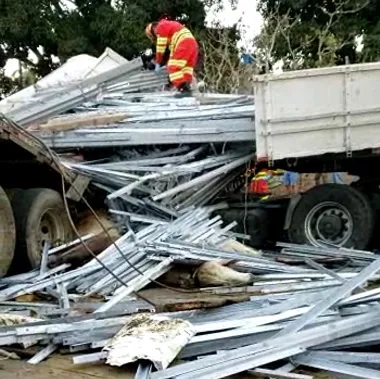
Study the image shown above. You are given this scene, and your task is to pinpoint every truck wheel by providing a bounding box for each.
[11,188,73,268]
[288,184,374,249]
[0,187,16,277]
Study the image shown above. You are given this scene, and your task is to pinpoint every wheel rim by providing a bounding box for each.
[305,201,353,246]
[38,208,67,249]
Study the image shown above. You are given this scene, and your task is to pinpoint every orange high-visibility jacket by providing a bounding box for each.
[155,20,194,64]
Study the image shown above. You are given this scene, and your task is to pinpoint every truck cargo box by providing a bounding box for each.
[254,62,380,163]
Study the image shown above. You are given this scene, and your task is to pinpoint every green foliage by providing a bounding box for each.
[0,0,236,95]
[0,70,18,100]
[256,0,378,70]
[199,25,255,94]
[0,0,61,76]
[358,1,380,61]
[0,0,243,96]
[64,0,209,61]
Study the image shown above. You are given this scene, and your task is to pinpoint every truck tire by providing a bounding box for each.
[5,188,23,202]
[288,184,374,249]
[0,187,16,277]
[11,188,73,268]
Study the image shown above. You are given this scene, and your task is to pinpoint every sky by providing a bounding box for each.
[4,0,263,77]
[207,0,263,42]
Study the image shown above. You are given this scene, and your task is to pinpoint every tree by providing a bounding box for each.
[0,0,62,77]
[0,70,18,99]
[0,0,225,82]
[357,0,380,61]
[199,25,256,93]
[62,0,210,61]
[0,0,240,96]
[256,0,371,70]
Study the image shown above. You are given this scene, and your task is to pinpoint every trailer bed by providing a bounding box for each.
[0,115,82,193]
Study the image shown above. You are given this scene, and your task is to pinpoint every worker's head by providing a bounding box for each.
[145,22,158,42]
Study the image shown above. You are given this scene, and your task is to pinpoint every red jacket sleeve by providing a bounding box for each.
[155,23,168,64]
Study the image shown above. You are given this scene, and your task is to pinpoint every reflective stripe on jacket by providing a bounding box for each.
[155,20,195,64]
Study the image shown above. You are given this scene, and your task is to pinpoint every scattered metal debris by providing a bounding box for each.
[34,96,255,148]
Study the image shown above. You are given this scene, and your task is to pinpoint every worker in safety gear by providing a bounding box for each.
[249,169,285,200]
[145,19,198,94]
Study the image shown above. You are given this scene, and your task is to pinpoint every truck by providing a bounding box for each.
[0,116,86,277]
[222,61,380,251]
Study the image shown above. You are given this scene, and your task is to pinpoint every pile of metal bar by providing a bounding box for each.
[2,140,380,377]
[2,171,380,378]
[33,93,255,148]
[65,144,253,212]
[276,241,377,266]
[0,51,255,149]
[0,205,314,309]
[0,60,169,127]
[3,245,380,377]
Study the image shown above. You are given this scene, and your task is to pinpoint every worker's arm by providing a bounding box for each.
[155,25,168,64]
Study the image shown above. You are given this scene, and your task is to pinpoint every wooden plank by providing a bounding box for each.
[37,113,129,132]
[139,287,249,312]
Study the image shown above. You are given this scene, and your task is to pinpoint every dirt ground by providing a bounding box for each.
[0,355,130,379]
[0,355,253,379]
[0,354,333,379]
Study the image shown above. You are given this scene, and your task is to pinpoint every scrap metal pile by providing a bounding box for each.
[2,48,380,378]
[33,93,255,149]
[1,143,380,379]
[2,236,380,378]
[65,144,253,212]
[0,48,255,149]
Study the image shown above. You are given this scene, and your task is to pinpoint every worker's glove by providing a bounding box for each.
[155,63,162,74]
